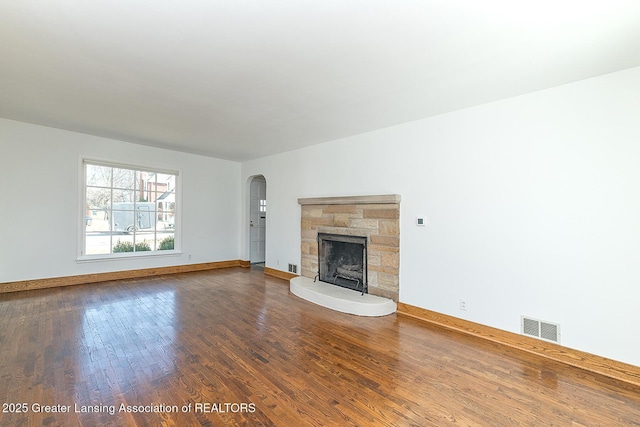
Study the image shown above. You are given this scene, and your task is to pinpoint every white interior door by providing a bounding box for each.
[250,177,266,264]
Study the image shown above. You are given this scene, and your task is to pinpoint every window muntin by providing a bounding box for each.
[83,161,178,258]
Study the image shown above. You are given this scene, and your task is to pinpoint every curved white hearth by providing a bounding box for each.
[290,276,396,317]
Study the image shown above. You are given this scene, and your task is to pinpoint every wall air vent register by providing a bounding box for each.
[521,316,561,344]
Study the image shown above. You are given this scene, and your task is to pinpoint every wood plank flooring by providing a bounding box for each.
[0,267,639,426]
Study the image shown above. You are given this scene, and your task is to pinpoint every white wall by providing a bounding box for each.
[241,66,640,366]
[0,119,241,282]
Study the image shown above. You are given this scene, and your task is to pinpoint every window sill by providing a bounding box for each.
[77,251,183,263]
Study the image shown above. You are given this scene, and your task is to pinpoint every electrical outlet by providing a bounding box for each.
[460,299,467,311]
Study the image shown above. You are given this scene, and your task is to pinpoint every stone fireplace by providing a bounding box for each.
[298,194,400,302]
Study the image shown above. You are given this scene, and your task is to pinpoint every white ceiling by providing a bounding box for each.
[1,1,639,161]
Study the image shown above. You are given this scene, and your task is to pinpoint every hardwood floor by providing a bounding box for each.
[0,267,639,426]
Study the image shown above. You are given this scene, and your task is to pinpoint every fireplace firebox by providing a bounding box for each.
[316,233,368,294]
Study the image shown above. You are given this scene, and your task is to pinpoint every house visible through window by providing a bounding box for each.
[82,160,178,257]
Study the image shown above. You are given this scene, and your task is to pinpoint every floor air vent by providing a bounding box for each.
[521,316,560,344]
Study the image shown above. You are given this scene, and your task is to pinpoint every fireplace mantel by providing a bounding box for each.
[298,194,401,206]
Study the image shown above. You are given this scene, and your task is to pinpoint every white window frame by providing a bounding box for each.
[77,158,181,262]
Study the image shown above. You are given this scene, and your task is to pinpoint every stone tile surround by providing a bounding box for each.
[298,195,400,301]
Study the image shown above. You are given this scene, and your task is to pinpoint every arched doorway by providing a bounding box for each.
[249,175,266,265]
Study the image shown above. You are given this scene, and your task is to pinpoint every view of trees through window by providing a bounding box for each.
[84,161,177,256]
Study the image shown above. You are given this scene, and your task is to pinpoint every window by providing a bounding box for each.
[81,160,179,258]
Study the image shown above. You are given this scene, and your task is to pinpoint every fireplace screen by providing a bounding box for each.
[317,233,368,294]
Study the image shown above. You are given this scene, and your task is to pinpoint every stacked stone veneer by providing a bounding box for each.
[298,195,400,302]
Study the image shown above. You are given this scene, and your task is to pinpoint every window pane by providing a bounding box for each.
[139,171,155,201]
[112,189,135,203]
[86,187,111,210]
[85,209,109,231]
[156,173,174,191]
[135,171,146,199]
[112,168,136,190]
[85,217,113,255]
[158,198,175,231]
[133,231,155,252]
[134,190,146,203]
[112,209,134,233]
[157,232,175,251]
[113,235,135,253]
[86,164,112,187]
